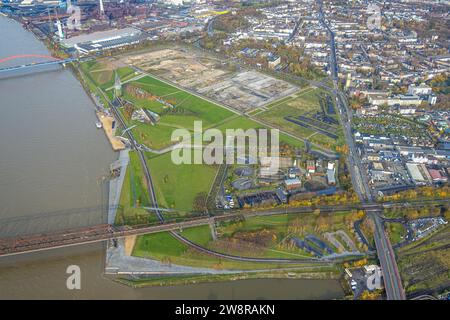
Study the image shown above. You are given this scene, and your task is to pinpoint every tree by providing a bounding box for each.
[193,192,208,213]
[444,208,450,221]
[123,103,134,120]
[360,290,381,300]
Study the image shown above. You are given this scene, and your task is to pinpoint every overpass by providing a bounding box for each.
[0,209,340,265]
[0,217,215,258]
[367,208,407,300]
[0,54,77,75]
[0,199,445,259]
[317,0,406,300]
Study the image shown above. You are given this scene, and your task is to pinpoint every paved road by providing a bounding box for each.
[108,92,340,266]
[124,55,339,158]
[317,0,406,300]
[371,211,407,300]
[0,189,444,262]
[0,57,76,74]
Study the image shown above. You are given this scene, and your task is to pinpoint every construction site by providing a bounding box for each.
[121,47,299,113]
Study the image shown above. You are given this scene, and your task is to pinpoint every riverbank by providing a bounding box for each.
[96,112,126,151]
[116,267,341,289]
[0,13,349,300]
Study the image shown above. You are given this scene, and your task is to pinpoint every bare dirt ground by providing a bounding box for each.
[97,112,125,151]
[124,235,137,256]
[120,48,298,113]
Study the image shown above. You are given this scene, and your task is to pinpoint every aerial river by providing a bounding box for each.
[0,15,344,299]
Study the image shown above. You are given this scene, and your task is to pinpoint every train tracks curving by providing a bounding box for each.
[109,101,337,265]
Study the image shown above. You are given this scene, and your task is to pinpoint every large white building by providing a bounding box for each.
[161,0,184,5]
[61,27,143,54]
[368,94,423,107]
[408,83,432,96]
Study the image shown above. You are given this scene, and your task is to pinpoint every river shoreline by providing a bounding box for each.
[116,269,342,289]
[53,30,346,286]
[0,15,347,298]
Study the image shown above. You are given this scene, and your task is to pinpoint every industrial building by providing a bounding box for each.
[60,27,144,54]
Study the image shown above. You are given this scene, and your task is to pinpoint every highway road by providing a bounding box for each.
[317,0,406,300]
[371,211,407,300]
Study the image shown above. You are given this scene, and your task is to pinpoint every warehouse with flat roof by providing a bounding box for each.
[61,28,144,54]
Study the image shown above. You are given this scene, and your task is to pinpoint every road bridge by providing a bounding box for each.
[0,200,445,258]
[318,0,406,300]
[0,54,77,75]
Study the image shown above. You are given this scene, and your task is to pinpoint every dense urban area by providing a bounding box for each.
[0,0,449,301]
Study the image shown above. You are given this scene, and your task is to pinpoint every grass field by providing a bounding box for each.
[117,67,136,82]
[146,152,218,213]
[80,61,139,108]
[131,212,364,270]
[117,75,239,149]
[187,212,364,259]
[386,222,406,245]
[131,228,320,270]
[81,61,136,89]
[215,115,306,149]
[255,88,343,149]
[115,151,160,225]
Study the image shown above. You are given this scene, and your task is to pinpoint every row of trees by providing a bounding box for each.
[379,185,450,203]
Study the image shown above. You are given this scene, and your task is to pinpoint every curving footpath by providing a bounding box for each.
[110,101,337,266]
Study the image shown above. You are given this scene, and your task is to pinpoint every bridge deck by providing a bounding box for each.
[0,58,76,74]
[0,217,213,257]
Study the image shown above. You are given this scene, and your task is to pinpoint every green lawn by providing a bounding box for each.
[255,88,342,149]
[122,89,167,114]
[118,108,181,150]
[115,151,159,225]
[216,115,305,149]
[132,230,314,270]
[117,67,136,82]
[81,61,114,89]
[133,232,186,258]
[117,75,237,150]
[179,225,213,247]
[146,152,218,213]
[387,222,407,245]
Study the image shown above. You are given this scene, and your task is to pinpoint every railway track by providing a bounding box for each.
[109,100,341,265]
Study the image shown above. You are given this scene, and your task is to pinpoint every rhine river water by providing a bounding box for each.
[0,15,344,299]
